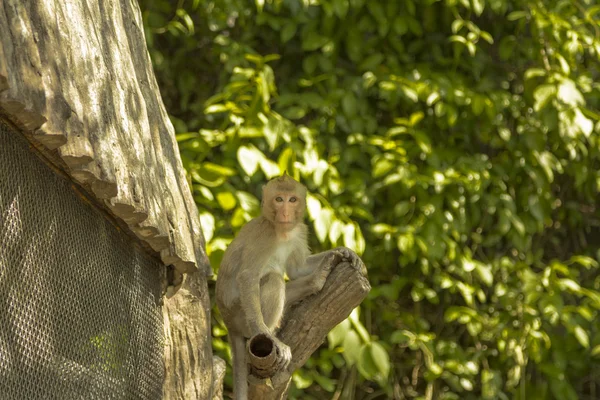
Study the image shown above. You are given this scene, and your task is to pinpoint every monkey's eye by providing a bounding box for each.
[275,196,284,202]
[289,197,297,203]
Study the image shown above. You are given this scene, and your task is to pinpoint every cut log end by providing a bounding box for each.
[247,333,279,379]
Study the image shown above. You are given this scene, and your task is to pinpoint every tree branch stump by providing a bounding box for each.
[247,258,371,399]
[247,333,279,379]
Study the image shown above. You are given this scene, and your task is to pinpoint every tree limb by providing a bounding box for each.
[247,258,371,399]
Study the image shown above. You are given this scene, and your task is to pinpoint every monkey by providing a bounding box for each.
[215,175,361,399]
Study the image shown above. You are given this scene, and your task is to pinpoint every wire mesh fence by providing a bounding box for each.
[0,121,164,399]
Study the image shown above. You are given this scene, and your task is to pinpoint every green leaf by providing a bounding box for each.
[557,79,584,106]
[216,192,237,211]
[451,19,464,34]
[314,208,333,243]
[509,214,526,236]
[198,212,215,243]
[204,104,230,114]
[280,23,297,43]
[357,343,378,379]
[329,220,343,244]
[306,195,322,220]
[292,370,313,389]
[549,375,578,400]
[573,326,590,348]
[342,331,361,365]
[569,255,598,269]
[302,31,328,51]
[343,223,357,250]
[370,341,390,380]
[470,0,484,16]
[474,263,493,286]
[557,279,581,293]
[258,157,280,178]
[507,10,528,20]
[328,319,351,349]
[332,0,349,18]
[525,68,546,80]
[202,162,236,177]
[533,84,556,112]
[390,330,410,344]
[236,191,260,214]
[574,109,593,137]
[359,53,385,71]
[313,374,336,392]
[342,92,358,116]
[397,233,414,253]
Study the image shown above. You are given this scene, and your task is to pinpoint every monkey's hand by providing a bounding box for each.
[332,247,367,276]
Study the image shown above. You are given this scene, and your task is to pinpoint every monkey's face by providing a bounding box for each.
[262,176,307,227]
[270,192,303,225]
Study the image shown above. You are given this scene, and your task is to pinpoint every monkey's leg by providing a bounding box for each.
[260,273,285,330]
[230,333,249,400]
[257,273,291,371]
[285,273,325,305]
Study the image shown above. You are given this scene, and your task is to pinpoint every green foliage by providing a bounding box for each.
[139,0,600,398]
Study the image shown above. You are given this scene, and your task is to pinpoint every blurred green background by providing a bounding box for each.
[137,0,600,398]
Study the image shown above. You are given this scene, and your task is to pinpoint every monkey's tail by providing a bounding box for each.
[231,333,248,400]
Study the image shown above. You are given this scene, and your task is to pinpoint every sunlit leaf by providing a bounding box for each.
[292,370,313,390]
[237,145,260,176]
[216,192,237,211]
[370,341,390,380]
[534,84,556,112]
[573,325,590,348]
[328,319,351,349]
[342,331,361,366]
[198,212,215,243]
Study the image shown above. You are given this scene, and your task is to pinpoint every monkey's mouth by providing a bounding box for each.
[276,217,294,223]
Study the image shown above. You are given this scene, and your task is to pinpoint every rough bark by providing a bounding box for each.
[212,356,227,400]
[162,271,214,400]
[0,0,208,277]
[248,260,371,399]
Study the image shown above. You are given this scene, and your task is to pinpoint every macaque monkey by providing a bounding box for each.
[216,175,360,399]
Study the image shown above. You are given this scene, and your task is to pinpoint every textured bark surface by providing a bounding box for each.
[212,356,227,400]
[0,1,215,398]
[0,0,208,277]
[248,260,371,399]
[162,271,214,400]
